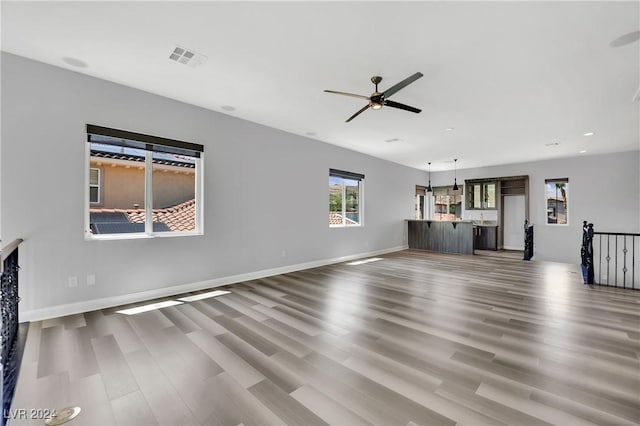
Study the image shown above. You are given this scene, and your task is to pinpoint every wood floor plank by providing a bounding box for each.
[187,329,265,389]
[435,379,554,426]
[235,315,313,358]
[261,319,351,363]
[20,321,42,364]
[248,379,329,426]
[159,305,201,334]
[91,334,140,400]
[342,355,505,426]
[290,385,373,426]
[110,390,158,426]
[160,326,224,378]
[303,351,456,425]
[203,372,286,426]
[36,325,65,378]
[176,303,229,336]
[271,350,408,425]
[64,325,100,382]
[216,293,271,322]
[231,287,281,308]
[213,315,281,356]
[252,304,323,336]
[67,373,117,426]
[216,333,304,393]
[475,381,601,426]
[124,348,199,426]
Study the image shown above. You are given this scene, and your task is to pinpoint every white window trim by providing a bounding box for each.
[84,143,204,240]
[329,175,363,228]
[544,178,569,226]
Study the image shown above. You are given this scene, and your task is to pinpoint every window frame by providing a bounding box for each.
[465,180,497,210]
[329,169,364,228]
[545,178,569,226]
[85,125,204,240]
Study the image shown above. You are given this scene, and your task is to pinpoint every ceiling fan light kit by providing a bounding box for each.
[325,72,423,122]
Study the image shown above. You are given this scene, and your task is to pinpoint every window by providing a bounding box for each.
[415,185,426,220]
[545,178,568,225]
[466,181,496,209]
[433,186,462,221]
[89,168,100,204]
[86,124,204,238]
[329,169,363,226]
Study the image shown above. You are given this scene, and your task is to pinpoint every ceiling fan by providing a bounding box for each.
[324,72,423,122]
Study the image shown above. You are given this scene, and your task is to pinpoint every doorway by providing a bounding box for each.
[503,195,525,250]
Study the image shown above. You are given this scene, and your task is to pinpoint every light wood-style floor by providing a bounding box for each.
[9,250,640,425]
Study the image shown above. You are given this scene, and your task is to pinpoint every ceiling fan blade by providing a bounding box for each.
[346,104,370,122]
[384,100,422,114]
[324,90,370,100]
[382,72,423,98]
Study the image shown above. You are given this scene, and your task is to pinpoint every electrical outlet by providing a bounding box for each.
[68,276,78,288]
[87,274,96,286]
[281,250,287,257]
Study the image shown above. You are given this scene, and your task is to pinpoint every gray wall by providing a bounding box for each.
[430,152,640,263]
[1,53,424,319]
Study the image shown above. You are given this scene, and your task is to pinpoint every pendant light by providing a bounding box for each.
[427,162,433,192]
[452,158,459,191]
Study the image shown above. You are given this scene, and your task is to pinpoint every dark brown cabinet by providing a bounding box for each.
[408,220,474,255]
[474,226,497,250]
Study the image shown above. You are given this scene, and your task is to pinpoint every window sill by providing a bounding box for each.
[329,224,362,228]
[85,231,203,241]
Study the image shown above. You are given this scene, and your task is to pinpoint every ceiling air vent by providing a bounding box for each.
[169,46,207,68]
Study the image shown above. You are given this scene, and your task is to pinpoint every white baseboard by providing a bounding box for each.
[503,245,524,251]
[20,245,408,322]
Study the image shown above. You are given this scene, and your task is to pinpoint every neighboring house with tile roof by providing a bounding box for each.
[90,199,195,233]
[89,145,196,233]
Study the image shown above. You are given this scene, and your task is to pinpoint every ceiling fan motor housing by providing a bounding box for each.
[370,93,384,109]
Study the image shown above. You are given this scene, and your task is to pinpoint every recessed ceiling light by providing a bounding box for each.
[62,57,88,68]
[221,105,236,112]
[579,150,587,153]
[583,132,595,137]
[445,127,454,131]
[545,142,560,147]
[169,45,207,68]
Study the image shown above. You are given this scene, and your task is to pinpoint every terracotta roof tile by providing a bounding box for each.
[90,199,196,232]
[329,212,357,225]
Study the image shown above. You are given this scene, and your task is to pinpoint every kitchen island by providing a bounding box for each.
[407,220,474,255]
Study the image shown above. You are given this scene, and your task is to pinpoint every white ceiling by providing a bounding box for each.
[2,1,638,171]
